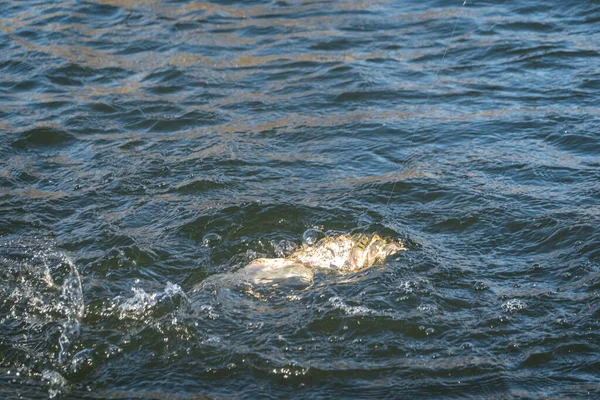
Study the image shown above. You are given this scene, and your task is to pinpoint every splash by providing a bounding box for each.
[41,370,68,399]
[113,282,186,321]
[0,241,84,397]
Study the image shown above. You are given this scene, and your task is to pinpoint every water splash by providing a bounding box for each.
[113,282,186,321]
[41,369,68,399]
[0,241,84,397]
[58,260,84,364]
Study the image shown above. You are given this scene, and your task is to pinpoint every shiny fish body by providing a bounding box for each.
[240,234,406,285]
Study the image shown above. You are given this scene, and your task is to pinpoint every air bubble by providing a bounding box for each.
[302,229,322,246]
[202,233,222,247]
[501,299,527,313]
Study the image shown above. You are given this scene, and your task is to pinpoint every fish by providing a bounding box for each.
[242,258,314,286]
[242,233,406,286]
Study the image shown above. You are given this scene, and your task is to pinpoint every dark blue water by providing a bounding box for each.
[1,0,599,398]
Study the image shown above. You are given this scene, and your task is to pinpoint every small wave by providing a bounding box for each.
[172,179,227,195]
[11,127,76,149]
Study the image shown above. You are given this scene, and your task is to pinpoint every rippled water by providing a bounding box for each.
[1,0,599,398]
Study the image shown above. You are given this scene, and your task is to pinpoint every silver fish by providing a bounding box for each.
[239,233,406,286]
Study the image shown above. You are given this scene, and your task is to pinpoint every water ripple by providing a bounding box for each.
[2,0,600,398]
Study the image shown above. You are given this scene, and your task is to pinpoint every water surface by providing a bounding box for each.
[1,0,599,398]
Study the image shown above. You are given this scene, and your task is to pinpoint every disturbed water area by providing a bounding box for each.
[1,0,600,398]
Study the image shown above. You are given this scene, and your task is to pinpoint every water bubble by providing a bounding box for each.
[329,296,377,316]
[199,304,219,320]
[418,304,437,314]
[302,229,322,246]
[501,299,527,313]
[507,343,519,351]
[204,335,220,344]
[202,233,222,247]
[398,280,417,294]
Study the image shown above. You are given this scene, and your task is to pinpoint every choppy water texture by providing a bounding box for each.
[1,0,599,398]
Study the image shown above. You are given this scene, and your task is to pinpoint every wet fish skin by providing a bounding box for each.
[239,234,406,284]
[242,258,314,286]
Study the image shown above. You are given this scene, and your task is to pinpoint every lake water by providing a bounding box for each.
[1,0,599,398]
